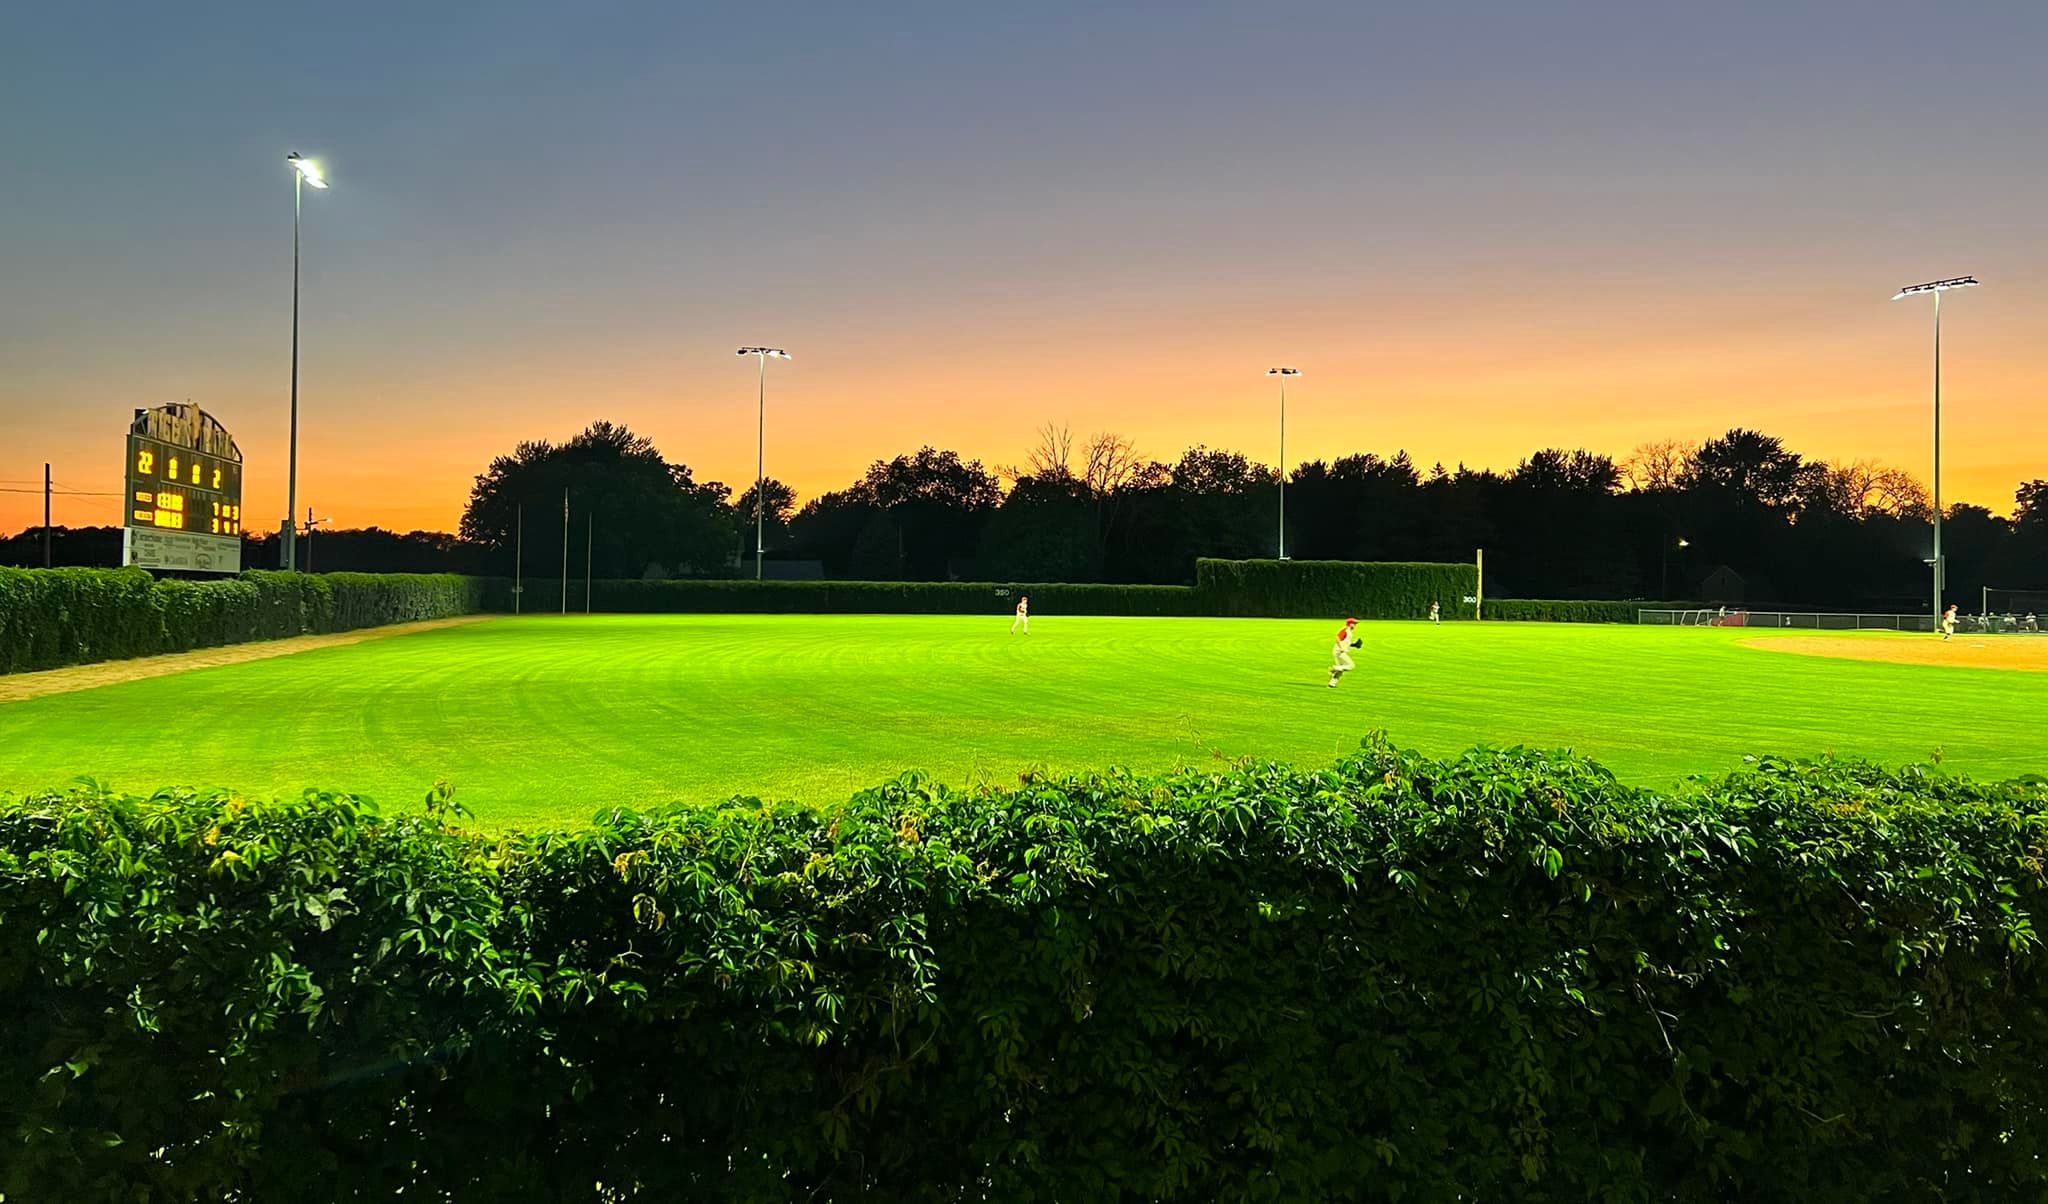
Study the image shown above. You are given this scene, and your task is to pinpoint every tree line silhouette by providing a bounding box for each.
[9,420,2044,609]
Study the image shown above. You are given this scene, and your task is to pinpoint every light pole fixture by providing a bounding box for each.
[284,152,328,571]
[1267,368,1299,561]
[1891,275,1977,623]
[736,347,791,579]
[1662,537,1690,599]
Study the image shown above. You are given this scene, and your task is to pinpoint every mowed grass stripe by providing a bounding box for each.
[0,614,2040,828]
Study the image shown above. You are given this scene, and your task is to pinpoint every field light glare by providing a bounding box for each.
[286,153,327,189]
[737,346,790,359]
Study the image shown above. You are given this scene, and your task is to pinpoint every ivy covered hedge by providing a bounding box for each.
[1485,598,1687,623]
[563,578,1204,615]
[1195,558,1478,619]
[5,740,2045,1201]
[0,568,487,674]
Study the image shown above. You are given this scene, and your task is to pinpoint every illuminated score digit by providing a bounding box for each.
[212,467,222,489]
[137,449,155,476]
[168,455,180,480]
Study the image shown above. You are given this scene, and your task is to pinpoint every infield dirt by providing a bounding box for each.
[1742,633,2048,673]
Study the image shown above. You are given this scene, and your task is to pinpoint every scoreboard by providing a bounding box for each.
[123,403,245,573]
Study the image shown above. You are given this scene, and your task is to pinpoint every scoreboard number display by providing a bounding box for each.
[123,403,245,573]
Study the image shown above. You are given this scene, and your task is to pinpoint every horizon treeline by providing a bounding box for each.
[9,421,2045,610]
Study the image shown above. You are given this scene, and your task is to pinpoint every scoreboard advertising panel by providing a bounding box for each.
[123,403,245,573]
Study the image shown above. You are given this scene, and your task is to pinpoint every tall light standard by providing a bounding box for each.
[284,152,328,572]
[1267,368,1299,560]
[736,347,791,579]
[1892,276,1978,622]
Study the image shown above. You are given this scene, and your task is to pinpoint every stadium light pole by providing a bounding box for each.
[1662,536,1689,599]
[284,152,328,572]
[1267,368,1299,560]
[1892,276,1977,624]
[737,347,791,579]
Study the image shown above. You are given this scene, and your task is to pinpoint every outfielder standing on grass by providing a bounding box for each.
[1328,617,1360,687]
[1011,594,1030,635]
[1941,603,1958,640]
[1428,601,1440,625]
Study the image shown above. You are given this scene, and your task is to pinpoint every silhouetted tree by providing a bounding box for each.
[979,472,1096,581]
[859,447,1002,579]
[461,421,733,578]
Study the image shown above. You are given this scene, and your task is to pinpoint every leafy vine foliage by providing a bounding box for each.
[4,741,2045,1201]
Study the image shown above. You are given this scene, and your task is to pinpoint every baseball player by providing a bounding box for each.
[1011,594,1030,635]
[1328,617,1360,687]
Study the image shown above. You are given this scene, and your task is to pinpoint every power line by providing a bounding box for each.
[0,487,122,497]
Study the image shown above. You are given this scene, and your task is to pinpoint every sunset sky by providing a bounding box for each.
[3,2,2043,535]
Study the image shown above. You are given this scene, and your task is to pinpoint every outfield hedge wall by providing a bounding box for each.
[1195,557,1478,619]
[570,578,1204,615]
[1485,598,1688,623]
[0,568,486,674]
[5,740,2045,1202]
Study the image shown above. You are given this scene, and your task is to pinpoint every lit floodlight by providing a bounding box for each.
[1890,273,1978,621]
[1892,276,1977,301]
[736,346,790,359]
[1267,367,1299,558]
[286,153,328,189]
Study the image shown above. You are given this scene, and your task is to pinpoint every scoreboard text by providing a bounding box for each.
[128,435,244,535]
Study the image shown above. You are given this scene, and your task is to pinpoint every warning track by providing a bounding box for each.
[0,616,493,703]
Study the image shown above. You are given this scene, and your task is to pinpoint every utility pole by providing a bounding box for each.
[514,504,524,614]
[561,488,569,615]
[585,511,593,614]
[302,506,326,571]
[1475,548,1485,620]
[42,463,52,567]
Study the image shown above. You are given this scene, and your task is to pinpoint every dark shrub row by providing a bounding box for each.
[0,568,486,674]
[5,740,2045,1202]
[1195,557,1478,618]
[1485,598,1687,623]
[552,578,1206,615]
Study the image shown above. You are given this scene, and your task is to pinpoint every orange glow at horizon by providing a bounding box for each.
[6,279,2041,536]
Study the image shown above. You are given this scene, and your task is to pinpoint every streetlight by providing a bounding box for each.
[1891,275,1978,623]
[1267,368,1299,560]
[736,347,791,579]
[284,152,328,572]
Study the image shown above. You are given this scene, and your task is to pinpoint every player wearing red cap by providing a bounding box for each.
[1328,617,1359,687]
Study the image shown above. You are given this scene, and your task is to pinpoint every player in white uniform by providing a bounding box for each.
[1328,617,1359,687]
[1011,594,1030,635]
[1428,601,1440,625]
[1939,604,1957,640]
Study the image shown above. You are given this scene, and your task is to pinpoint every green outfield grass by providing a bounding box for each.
[1,615,2042,828]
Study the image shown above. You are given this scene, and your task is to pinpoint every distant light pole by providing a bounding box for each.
[1662,536,1689,599]
[1892,276,1978,622]
[1267,368,1299,560]
[284,152,328,572]
[736,347,791,579]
